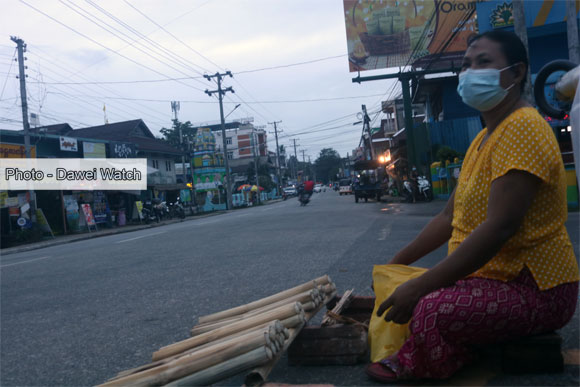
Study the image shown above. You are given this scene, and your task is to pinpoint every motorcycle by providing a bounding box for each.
[168,199,186,220]
[403,176,433,203]
[142,200,160,223]
[298,192,311,206]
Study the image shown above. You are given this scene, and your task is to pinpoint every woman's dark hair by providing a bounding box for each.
[467,30,529,92]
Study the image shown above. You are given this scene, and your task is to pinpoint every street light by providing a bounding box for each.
[225,103,241,119]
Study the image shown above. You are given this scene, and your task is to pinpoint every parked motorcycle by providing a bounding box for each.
[168,199,186,220]
[403,176,433,203]
[142,200,160,223]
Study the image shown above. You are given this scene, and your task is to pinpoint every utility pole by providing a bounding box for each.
[512,0,534,103]
[301,149,306,164]
[11,36,36,222]
[567,0,580,63]
[171,101,188,188]
[292,138,299,180]
[268,120,283,194]
[361,104,376,161]
[204,71,234,210]
[252,129,260,204]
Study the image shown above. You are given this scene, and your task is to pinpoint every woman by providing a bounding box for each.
[367,30,579,382]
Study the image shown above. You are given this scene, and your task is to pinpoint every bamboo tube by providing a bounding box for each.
[113,322,280,381]
[190,289,317,336]
[101,328,271,387]
[197,275,330,324]
[280,312,306,329]
[154,303,302,361]
[166,346,273,387]
[245,291,330,386]
[302,301,316,311]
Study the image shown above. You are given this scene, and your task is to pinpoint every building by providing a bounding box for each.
[69,119,184,200]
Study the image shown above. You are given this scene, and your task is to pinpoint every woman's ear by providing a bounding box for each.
[513,62,527,86]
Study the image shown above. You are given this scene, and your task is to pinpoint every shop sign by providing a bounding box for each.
[0,143,36,158]
[109,142,136,158]
[83,142,107,158]
[81,203,96,226]
[60,136,78,152]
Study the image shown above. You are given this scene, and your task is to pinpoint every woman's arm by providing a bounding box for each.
[388,189,456,265]
[378,169,541,323]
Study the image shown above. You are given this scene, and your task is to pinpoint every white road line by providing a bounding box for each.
[116,231,166,244]
[378,225,392,241]
[1,256,52,268]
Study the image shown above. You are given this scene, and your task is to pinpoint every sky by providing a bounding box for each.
[0,0,401,161]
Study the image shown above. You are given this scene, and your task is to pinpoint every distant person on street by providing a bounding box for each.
[367,30,579,383]
[303,179,314,199]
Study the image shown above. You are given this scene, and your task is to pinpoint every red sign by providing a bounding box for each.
[81,204,96,226]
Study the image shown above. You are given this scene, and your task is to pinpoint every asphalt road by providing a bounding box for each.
[1,191,578,386]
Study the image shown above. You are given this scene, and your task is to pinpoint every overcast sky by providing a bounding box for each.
[0,0,400,159]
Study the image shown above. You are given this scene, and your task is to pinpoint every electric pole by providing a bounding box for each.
[292,138,299,180]
[171,101,188,187]
[204,71,234,210]
[11,36,36,222]
[512,0,534,103]
[362,104,376,161]
[301,149,306,163]
[567,0,580,63]
[252,129,260,204]
[268,120,283,194]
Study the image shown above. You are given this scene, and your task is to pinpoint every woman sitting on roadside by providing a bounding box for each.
[367,30,579,383]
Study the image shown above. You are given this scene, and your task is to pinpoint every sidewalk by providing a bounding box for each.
[1,199,283,256]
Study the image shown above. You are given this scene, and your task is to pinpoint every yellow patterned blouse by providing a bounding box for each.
[448,107,579,290]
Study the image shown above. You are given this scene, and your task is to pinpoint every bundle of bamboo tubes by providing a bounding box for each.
[100,275,336,387]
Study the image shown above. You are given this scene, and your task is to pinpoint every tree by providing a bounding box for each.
[160,119,197,149]
[314,148,341,183]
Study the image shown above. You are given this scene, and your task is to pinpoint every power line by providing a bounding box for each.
[19,0,206,93]
[0,49,16,101]
[43,91,388,104]
[57,0,208,91]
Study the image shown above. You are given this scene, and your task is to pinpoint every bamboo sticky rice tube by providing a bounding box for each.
[154,302,302,361]
[190,289,317,336]
[280,312,306,329]
[197,275,330,324]
[166,346,273,387]
[101,328,271,387]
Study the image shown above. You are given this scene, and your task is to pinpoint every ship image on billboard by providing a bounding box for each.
[343,0,480,72]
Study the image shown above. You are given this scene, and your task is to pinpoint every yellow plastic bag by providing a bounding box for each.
[369,264,428,362]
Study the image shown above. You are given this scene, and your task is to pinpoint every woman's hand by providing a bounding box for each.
[376,278,427,324]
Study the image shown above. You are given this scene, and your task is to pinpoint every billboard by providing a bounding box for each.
[343,0,479,72]
[476,0,580,33]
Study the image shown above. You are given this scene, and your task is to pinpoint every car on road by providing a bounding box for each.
[339,178,353,195]
[313,184,325,193]
[283,186,297,197]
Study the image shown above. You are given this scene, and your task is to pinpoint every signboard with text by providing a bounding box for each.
[83,142,107,158]
[60,136,78,152]
[0,143,36,158]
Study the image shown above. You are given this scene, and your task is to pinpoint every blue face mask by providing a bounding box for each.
[457,65,516,112]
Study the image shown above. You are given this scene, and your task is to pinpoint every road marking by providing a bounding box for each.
[378,224,392,240]
[116,231,166,244]
[260,206,276,211]
[0,256,52,268]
